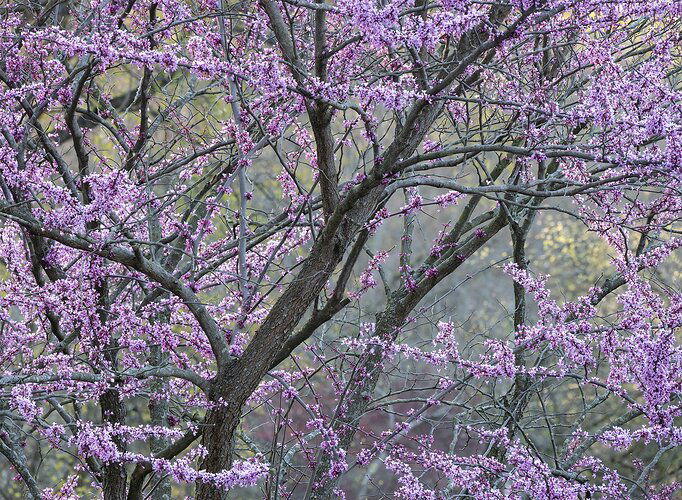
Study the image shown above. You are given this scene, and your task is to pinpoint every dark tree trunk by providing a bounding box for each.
[100,388,128,500]
[195,237,347,499]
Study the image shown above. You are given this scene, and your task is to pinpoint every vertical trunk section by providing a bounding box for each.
[194,402,240,499]
[148,345,172,500]
[100,388,128,500]
[97,279,129,500]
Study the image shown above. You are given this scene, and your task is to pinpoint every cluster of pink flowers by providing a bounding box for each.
[350,251,389,299]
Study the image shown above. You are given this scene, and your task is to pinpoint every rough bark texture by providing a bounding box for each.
[148,346,172,500]
[196,231,350,498]
[195,98,447,500]
[100,389,128,500]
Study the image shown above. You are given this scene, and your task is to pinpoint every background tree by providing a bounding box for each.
[0,0,681,498]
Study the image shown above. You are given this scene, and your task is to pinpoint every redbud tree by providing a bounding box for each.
[1,0,681,498]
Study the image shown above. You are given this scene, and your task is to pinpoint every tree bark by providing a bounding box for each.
[100,388,128,500]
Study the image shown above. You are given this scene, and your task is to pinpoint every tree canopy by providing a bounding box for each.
[0,0,681,498]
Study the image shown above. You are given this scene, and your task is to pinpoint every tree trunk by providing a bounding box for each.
[194,400,240,499]
[149,346,172,500]
[195,237,347,499]
[100,388,128,500]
